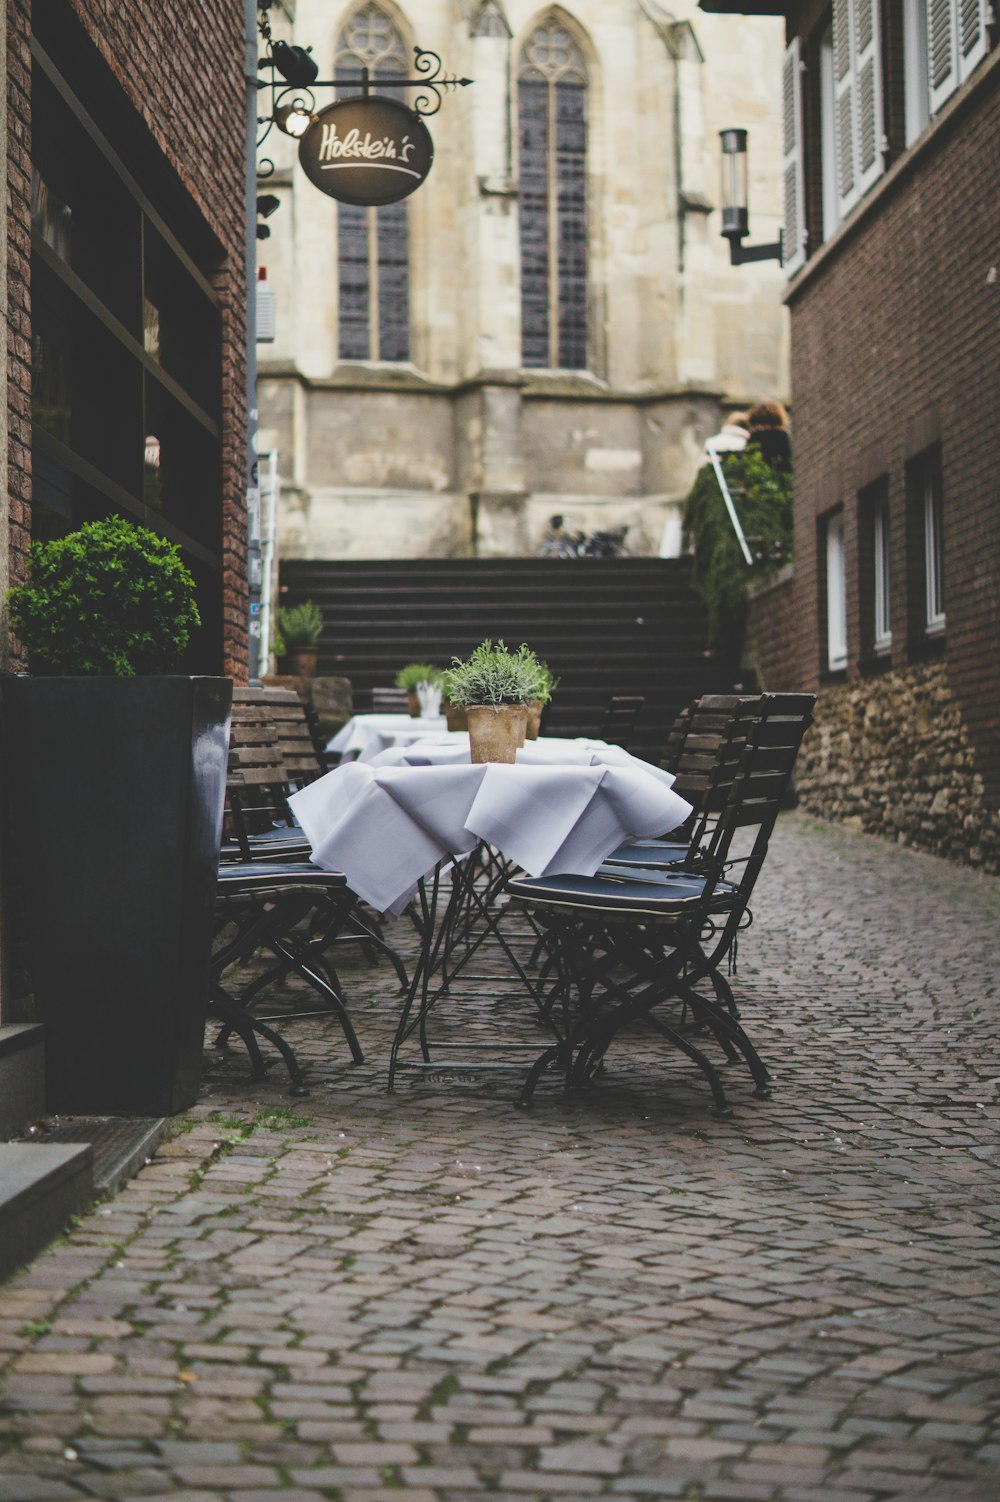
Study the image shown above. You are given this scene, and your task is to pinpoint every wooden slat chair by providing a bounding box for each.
[371,686,409,713]
[602,693,761,878]
[503,694,816,1115]
[214,712,367,1089]
[217,695,407,1080]
[598,695,645,751]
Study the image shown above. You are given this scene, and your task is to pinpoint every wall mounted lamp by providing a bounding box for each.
[719,129,783,266]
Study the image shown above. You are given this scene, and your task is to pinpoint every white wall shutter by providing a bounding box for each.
[927,0,958,112]
[957,0,988,82]
[854,0,883,196]
[782,37,806,275]
[833,0,884,218]
[833,0,858,217]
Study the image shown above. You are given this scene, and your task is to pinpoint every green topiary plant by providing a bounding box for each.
[395,662,443,690]
[683,447,793,663]
[7,515,200,676]
[275,600,323,653]
[445,640,541,708]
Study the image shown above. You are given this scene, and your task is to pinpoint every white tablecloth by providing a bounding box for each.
[288,743,692,916]
[327,713,449,763]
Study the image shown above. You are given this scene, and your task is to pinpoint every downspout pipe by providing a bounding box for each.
[244,0,262,680]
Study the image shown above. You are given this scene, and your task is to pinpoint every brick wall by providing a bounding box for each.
[744,567,799,691]
[775,50,1000,818]
[5,0,249,679]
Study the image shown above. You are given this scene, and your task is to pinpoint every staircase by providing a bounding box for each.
[279,557,729,763]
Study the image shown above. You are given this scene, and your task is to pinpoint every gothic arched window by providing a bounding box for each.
[517,17,588,370]
[335,4,410,362]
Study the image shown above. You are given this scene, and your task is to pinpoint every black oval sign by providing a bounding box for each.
[298,97,434,206]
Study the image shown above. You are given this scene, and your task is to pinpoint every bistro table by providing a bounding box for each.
[287,739,692,1092]
[327,712,448,763]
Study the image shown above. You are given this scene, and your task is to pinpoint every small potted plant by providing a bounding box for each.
[526,658,559,740]
[445,640,541,763]
[275,600,324,677]
[395,662,443,718]
[3,516,232,1116]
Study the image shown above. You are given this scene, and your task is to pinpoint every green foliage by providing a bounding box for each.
[276,599,323,650]
[7,515,200,676]
[445,640,542,707]
[395,662,443,690]
[530,657,559,705]
[683,448,793,660]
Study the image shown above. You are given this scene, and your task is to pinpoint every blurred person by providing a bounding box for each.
[745,399,791,471]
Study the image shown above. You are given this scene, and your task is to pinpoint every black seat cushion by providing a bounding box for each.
[216,861,348,895]
[506,870,739,918]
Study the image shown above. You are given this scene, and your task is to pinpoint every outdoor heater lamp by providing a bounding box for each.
[719,128,783,266]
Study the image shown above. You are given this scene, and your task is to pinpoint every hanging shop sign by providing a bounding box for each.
[298,98,434,207]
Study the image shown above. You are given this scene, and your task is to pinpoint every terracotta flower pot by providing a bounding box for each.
[444,700,468,732]
[466,704,528,764]
[283,646,318,678]
[406,689,420,718]
[526,699,543,740]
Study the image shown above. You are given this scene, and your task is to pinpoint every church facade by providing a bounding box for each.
[257,0,788,559]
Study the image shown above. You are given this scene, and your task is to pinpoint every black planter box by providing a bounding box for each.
[1,676,232,1116]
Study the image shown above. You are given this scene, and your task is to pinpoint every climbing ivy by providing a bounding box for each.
[683,448,793,662]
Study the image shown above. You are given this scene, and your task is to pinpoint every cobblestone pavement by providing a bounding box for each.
[1,812,999,1502]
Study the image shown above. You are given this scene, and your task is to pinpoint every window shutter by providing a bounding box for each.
[854,0,883,196]
[834,0,884,217]
[833,0,858,217]
[782,38,806,274]
[957,0,988,82]
[927,0,958,113]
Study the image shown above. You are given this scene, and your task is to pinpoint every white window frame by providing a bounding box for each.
[826,511,848,671]
[923,467,946,632]
[873,493,892,651]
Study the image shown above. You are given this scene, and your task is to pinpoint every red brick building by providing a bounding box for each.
[703,0,1000,869]
[5,0,249,678]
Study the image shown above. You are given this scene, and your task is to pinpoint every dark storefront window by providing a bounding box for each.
[517,17,589,370]
[30,21,225,666]
[335,4,411,363]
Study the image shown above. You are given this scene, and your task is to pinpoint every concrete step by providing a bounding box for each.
[0,1142,93,1285]
[0,1024,46,1139]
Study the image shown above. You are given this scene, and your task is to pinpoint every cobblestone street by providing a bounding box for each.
[1,812,998,1502]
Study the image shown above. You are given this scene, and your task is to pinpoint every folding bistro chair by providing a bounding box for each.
[598,695,645,751]
[212,698,403,1089]
[503,694,815,1114]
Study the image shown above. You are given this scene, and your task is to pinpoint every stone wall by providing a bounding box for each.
[795,661,1000,872]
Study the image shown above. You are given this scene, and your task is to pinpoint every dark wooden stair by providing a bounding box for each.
[279,557,730,763]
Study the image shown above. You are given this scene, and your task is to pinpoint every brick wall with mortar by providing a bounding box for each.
[5,0,249,679]
[746,28,1000,867]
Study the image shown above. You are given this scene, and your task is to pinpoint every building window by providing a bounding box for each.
[859,479,892,659]
[335,4,410,363]
[922,462,945,631]
[517,16,588,370]
[872,490,892,651]
[31,16,225,667]
[825,510,848,671]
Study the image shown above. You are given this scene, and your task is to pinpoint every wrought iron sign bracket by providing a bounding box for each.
[256,4,473,175]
